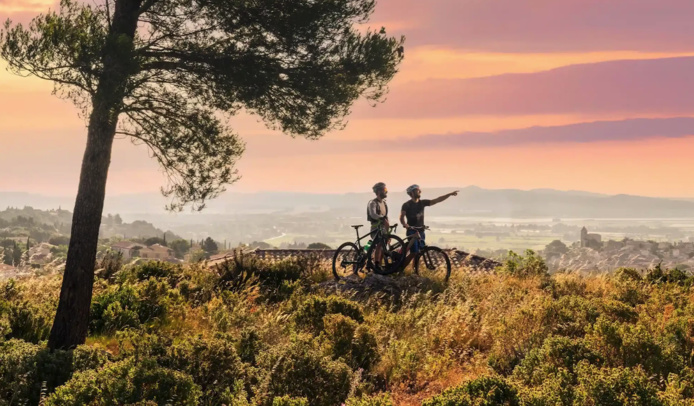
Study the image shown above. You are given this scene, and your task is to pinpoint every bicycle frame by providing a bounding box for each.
[351,224,398,251]
[338,225,398,272]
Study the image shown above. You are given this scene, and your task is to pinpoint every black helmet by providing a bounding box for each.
[372,182,386,193]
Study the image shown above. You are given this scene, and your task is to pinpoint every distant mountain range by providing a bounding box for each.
[2,186,694,219]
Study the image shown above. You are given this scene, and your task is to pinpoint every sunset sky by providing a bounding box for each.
[2,0,694,199]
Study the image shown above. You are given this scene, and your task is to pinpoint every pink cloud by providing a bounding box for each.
[356,57,694,118]
[371,0,694,52]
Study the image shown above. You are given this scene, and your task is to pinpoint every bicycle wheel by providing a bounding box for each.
[332,242,364,280]
[367,234,406,275]
[414,246,451,281]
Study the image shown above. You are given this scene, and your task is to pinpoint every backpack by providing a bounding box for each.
[367,199,388,223]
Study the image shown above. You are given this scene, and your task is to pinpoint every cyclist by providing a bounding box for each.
[400,185,458,269]
[367,182,389,270]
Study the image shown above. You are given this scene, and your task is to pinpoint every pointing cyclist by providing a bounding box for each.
[400,185,459,269]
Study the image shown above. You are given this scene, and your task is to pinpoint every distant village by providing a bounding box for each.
[543,227,694,272]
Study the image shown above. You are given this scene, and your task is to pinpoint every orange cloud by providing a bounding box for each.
[396,48,694,82]
[0,0,57,13]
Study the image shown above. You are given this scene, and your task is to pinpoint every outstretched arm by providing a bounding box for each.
[430,191,459,205]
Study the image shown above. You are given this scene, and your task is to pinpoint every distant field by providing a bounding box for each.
[264,232,555,252]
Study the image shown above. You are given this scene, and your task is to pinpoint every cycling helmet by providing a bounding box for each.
[372,182,386,193]
[406,184,420,196]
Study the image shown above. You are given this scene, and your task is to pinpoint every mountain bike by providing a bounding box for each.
[389,226,452,281]
[332,224,405,280]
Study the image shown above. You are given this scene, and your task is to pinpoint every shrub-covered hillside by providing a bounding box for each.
[2,252,694,405]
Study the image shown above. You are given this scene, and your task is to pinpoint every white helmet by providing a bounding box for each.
[406,184,420,196]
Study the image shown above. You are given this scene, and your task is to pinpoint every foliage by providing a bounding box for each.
[46,358,201,405]
[203,237,219,256]
[345,393,394,406]
[96,249,124,280]
[272,396,309,406]
[294,296,364,333]
[169,239,191,259]
[497,250,548,278]
[89,277,182,334]
[0,339,105,405]
[4,258,694,404]
[422,376,520,406]
[144,237,167,247]
[307,242,332,250]
[258,338,353,406]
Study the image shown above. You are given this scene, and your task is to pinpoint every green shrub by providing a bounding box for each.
[272,396,309,406]
[71,344,112,372]
[96,249,124,280]
[573,362,662,406]
[544,296,600,338]
[90,279,181,334]
[345,393,393,406]
[0,339,43,404]
[422,376,520,406]
[497,250,548,278]
[102,301,141,333]
[0,339,74,405]
[259,339,353,406]
[512,336,600,386]
[0,311,9,340]
[90,284,139,333]
[294,296,364,333]
[322,314,380,372]
[516,369,574,406]
[46,358,201,406]
[6,300,53,343]
[646,264,693,286]
[585,317,683,380]
[599,299,639,323]
[487,297,556,375]
[614,267,643,282]
[136,278,181,324]
[163,336,246,405]
[661,368,694,405]
[115,331,172,361]
[612,270,647,306]
[214,255,307,302]
[128,261,182,286]
[237,327,263,365]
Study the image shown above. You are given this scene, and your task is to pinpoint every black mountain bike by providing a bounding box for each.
[390,226,452,281]
[332,224,405,280]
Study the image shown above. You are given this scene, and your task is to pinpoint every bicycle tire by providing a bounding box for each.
[414,246,451,281]
[367,234,406,275]
[332,242,364,280]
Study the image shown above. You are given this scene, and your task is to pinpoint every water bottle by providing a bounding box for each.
[363,240,372,252]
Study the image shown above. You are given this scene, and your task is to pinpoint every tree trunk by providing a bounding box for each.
[47,107,118,349]
[48,0,142,350]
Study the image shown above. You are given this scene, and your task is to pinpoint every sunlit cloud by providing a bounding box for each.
[396,48,694,82]
[372,0,694,53]
[0,0,56,13]
[358,57,694,118]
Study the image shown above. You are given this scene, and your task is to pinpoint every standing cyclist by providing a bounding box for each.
[400,185,459,269]
[367,182,389,270]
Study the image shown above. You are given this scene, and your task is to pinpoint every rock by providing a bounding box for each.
[317,273,441,306]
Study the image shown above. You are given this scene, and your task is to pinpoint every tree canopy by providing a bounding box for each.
[2,0,404,211]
